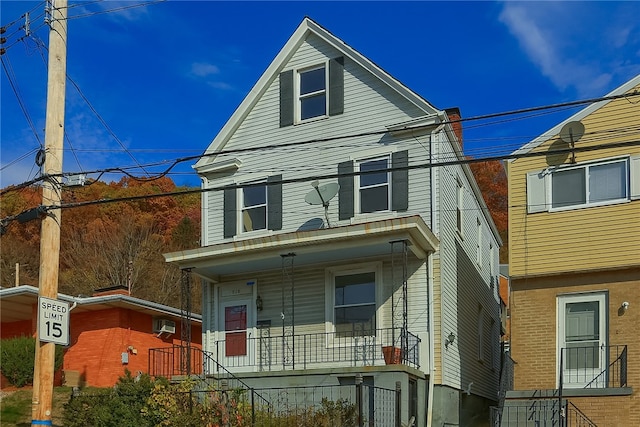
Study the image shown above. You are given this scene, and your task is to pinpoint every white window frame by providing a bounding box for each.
[296,62,328,123]
[456,176,464,235]
[240,180,267,234]
[556,292,608,389]
[355,155,392,214]
[549,157,630,211]
[476,218,482,267]
[325,263,382,345]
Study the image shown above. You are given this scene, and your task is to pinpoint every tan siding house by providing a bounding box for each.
[503,74,640,426]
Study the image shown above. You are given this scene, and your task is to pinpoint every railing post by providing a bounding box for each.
[356,373,363,427]
[395,381,402,427]
[558,348,564,426]
[251,388,256,427]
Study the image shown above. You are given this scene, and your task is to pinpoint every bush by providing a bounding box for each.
[0,336,64,387]
[63,370,162,427]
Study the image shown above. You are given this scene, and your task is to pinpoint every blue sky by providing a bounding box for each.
[2,1,639,188]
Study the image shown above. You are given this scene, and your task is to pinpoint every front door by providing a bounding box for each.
[219,299,253,369]
[559,293,607,388]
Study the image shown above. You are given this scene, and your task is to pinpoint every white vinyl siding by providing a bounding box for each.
[202,35,431,245]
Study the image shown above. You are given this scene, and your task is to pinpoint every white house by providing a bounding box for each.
[165,17,501,427]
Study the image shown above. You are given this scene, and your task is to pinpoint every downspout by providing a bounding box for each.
[200,175,211,361]
[426,122,445,427]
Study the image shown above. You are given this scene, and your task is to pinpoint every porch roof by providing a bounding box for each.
[164,215,438,282]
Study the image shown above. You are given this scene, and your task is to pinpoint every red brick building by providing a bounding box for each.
[1,285,201,388]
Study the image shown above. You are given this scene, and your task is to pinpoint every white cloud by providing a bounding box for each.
[207,81,233,91]
[190,62,220,78]
[498,2,638,97]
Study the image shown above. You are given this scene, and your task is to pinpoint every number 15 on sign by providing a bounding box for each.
[38,296,70,346]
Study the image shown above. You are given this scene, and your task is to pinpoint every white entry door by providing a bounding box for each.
[558,293,607,388]
[219,299,254,370]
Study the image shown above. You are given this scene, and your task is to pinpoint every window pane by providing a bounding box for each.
[243,185,266,208]
[335,305,376,324]
[243,206,266,232]
[360,159,388,187]
[301,94,326,120]
[335,272,375,305]
[300,67,325,95]
[565,301,599,342]
[589,161,626,203]
[552,168,586,208]
[361,186,389,213]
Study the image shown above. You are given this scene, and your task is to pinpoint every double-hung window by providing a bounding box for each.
[551,158,628,209]
[224,175,282,238]
[356,156,391,213]
[279,57,343,127]
[298,65,327,121]
[242,182,267,232]
[331,269,377,337]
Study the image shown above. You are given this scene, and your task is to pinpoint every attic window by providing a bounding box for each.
[279,57,344,127]
[298,65,327,121]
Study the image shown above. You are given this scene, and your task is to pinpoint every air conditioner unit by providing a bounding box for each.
[154,319,176,335]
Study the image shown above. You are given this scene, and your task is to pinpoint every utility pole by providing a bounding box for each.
[32,0,67,425]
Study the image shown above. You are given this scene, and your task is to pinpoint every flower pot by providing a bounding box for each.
[382,346,402,364]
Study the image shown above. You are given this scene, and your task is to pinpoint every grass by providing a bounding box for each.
[1,387,73,427]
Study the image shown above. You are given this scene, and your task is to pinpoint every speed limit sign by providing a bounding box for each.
[38,296,70,346]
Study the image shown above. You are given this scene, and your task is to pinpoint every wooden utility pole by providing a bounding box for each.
[32,0,67,425]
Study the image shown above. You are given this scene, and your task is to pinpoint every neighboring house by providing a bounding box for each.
[0,285,202,388]
[504,74,640,426]
[498,264,510,353]
[164,18,501,427]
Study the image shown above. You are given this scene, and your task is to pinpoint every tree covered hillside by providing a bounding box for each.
[0,177,201,310]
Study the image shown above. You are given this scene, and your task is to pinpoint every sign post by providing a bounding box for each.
[38,297,70,346]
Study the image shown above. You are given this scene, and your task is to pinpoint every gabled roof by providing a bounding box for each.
[194,17,441,171]
[0,285,202,324]
[510,74,640,158]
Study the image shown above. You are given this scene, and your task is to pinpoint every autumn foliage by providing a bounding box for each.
[469,160,509,263]
[0,177,200,309]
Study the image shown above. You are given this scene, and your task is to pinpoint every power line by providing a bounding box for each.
[14,138,638,215]
[2,90,639,196]
[65,0,166,20]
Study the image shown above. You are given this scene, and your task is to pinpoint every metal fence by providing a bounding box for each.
[68,377,401,427]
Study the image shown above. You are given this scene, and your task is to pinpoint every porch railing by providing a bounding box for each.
[149,345,204,378]
[214,327,420,372]
[561,344,627,389]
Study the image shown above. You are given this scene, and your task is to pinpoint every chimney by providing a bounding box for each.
[93,285,130,297]
[445,107,463,150]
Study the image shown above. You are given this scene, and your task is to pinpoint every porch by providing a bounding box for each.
[149,327,420,377]
[491,344,631,426]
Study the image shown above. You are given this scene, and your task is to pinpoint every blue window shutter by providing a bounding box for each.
[338,160,354,220]
[329,57,344,116]
[267,174,283,230]
[392,150,409,211]
[280,70,294,127]
[223,187,237,238]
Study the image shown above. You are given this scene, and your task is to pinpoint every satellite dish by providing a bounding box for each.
[559,121,585,143]
[559,121,584,163]
[304,181,339,227]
